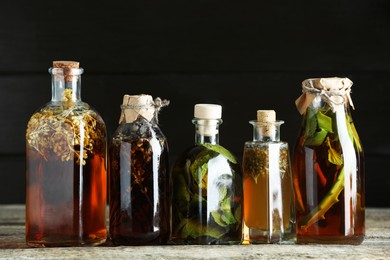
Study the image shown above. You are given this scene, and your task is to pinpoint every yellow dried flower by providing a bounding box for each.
[26,90,105,166]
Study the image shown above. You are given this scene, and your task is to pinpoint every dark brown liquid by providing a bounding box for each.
[26,148,107,247]
[109,137,170,245]
[293,132,365,244]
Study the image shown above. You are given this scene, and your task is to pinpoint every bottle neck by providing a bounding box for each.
[120,107,158,125]
[250,121,283,142]
[50,67,83,102]
[193,119,222,145]
[310,93,351,113]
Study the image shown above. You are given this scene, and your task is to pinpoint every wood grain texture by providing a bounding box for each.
[0,205,389,259]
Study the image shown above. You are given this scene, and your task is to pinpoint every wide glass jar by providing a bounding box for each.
[293,77,365,244]
[25,61,107,247]
[108,94,170,245]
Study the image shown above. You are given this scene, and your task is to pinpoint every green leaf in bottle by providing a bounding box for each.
[210,185,237,228]
[190,149,218,185]
[303,107,317,138]
[211,211,228,227]
[180,219,224,239]
[346,115,363,153]
[173,173,191,215]
[304,109,333,146]
[299,167,345,231]
[304,129,328,146]
[221,198,236,225]
[326,137,343,166]
[189,150,214,196]
[202,143,237,164]
[303,107,325,146]
[317,110,333,133]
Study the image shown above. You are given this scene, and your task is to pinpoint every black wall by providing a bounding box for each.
[0,1,389,206]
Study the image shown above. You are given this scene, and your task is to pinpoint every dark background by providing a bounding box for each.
[0,1,389,206]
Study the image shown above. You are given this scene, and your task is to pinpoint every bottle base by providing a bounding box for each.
[297,234,365,245]
[242,231,296,245]
[242,223,296,244]
[26,237,107,247]
[109,233,169,246]
[170,237,241,245]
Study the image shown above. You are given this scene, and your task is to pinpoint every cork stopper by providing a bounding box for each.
[257,110,276,137]
[257,110,276,123]
[53,61,80,82]
[53,61,80,69]
[119,94,155,124]
[194,104,222,119]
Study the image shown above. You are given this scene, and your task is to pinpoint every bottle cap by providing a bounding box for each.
[194,104,222,119]
[296,77,354,115]
[194,104,222,136]
[119,94,155,124]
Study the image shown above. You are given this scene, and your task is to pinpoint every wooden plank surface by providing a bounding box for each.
[0,205,389,259]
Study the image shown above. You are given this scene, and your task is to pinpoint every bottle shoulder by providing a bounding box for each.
[175,143,240,166]
[110,119,167,146]
[29,101,103,120]
[245,140,289,148]
[26,101,107,136]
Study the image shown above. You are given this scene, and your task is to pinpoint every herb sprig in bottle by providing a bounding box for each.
[293,77,365,244]
[242,110,295,244]
[26,61,107,247]
[171,104,243,245]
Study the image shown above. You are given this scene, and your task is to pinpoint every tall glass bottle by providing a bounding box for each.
[293,77,365,244]
[109,94,170,245]
[171,104,243,245]
[242,110,295,244]
[26,61,107,247]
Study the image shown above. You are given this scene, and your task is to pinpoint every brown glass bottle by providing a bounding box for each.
[293,77,365,244]
[26,61,107,247]
[109,94,170,245]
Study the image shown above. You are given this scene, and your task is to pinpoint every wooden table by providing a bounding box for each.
[0,205,389,259]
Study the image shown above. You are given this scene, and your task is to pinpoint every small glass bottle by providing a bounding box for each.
[171,104,243,245]
[293,77,365,244]
[242,110,295,244]
[26,61,107,247]
[108,94,170,245]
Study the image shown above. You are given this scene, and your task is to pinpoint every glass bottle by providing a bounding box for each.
[26,61,107,247]
[108,94,170,245]
[171,104,243,245]
[242,110,295,244]
[293,77,365,244]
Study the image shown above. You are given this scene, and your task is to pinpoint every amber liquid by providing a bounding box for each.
[242,143,294,243]
[26,148,107,247]
[109,137,170,245]
[293,133,365,244]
